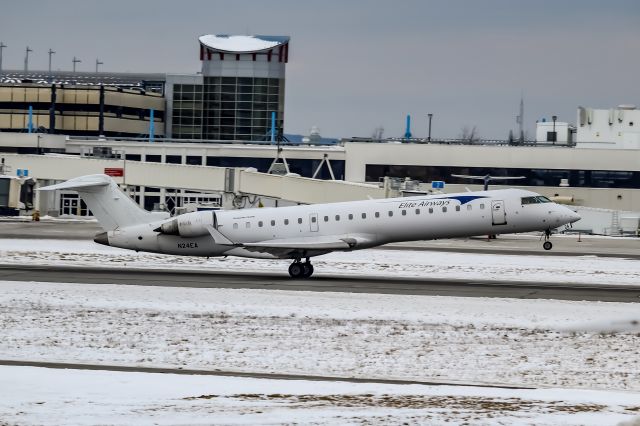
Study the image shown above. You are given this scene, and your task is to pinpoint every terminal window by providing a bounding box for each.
[171,77,284,142]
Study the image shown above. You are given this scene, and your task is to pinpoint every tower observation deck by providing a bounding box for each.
[167,35,290,141]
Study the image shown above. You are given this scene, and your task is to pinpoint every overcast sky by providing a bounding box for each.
[2,0,639,139]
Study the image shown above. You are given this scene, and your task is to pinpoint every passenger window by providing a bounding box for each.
[335,215,340,221]
[480,204,485,209]
[467,205,472,211]
[271,220,275,226]
[361,213,366,219]
[298,218,302,224]
[348,214,353,220]
[415,209,420,214]
[429,208,433,214]
[442,207,447,213]
[375,212,380,218]
[388,211,393,217]
[324,216,329,222]
[455,206,460,212]
[233,223,238,229]
[311,216,317,223]
[284,219,289,225]
[258,221,263,227]
[401,209,407,216]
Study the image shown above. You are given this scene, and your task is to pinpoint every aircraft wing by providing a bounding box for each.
[485,176,526,180]
[450,174,525,180]
[450,174,485,180]
[205,225,361,257]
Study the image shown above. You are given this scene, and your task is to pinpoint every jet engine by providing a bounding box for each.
[155,210,216,237]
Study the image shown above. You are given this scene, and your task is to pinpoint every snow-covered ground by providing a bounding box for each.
[2,238,640,284]
[1,280,639,391]
[2,238,639,424]
[2,365,640,426]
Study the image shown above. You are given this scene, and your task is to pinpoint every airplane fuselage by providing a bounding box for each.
[104,188,578,259]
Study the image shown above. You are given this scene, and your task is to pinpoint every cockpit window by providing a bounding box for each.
[521,196,552,205]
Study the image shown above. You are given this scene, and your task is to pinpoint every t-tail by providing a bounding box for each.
[39,174,165,232]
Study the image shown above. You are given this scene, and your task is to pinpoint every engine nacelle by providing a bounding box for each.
[157,211,215,237]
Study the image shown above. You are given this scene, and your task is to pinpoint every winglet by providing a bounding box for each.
[205,225,236,246]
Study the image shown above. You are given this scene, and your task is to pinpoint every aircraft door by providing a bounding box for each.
[309,213,319,232]
[491,200,507,225]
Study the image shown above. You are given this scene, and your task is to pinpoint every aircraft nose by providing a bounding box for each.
[561,207,581,224]
[569,210,581,223]
[94,232,110,246]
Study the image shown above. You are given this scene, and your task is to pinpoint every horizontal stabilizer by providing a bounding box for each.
[38,176,110,191]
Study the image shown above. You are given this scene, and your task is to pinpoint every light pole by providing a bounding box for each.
[48,49,55,82]
[72,56,81,72]
[552,115,557,144]
[427,113,433,141]
[24,46,33,72]
[0,42,6,78]
[95,58,103,73]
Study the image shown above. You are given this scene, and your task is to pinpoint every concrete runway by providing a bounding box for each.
[2,219,639,302]
[2,264,639,302]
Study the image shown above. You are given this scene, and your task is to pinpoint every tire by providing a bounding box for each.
[302,263,314,278]
[543,241,553,251]
[288,262,304,278]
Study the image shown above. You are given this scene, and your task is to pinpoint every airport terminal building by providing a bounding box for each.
[1,35,640,234]
[0,34,289,142]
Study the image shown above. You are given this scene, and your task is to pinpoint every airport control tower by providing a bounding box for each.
[167,35,290,141]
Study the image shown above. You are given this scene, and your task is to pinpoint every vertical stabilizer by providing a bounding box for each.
[39,174,152,231]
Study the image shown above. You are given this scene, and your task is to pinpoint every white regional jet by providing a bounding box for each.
[41,174,580,278]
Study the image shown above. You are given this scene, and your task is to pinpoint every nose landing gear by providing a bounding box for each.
[288,258,314,278]
[542,229,553,250]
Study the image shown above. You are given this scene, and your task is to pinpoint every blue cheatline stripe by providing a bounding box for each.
[381,195,489,204]
[434,195,488,205]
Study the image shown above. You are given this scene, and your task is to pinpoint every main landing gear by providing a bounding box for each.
[288,258,314,279]
[542,229,553,250]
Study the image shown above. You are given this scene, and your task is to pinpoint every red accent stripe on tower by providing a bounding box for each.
[252,53,257,61]
[207,49,212,60]
[284,43,289,63]
[267,50,272,62]
[200,45,204,61]
[219,52,224,60]
[236,54,240,61]
[278,45,283,62]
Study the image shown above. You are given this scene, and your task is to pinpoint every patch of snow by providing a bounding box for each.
[0,366,639,425]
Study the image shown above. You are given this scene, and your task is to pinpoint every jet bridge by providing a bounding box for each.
[1,154,385,214]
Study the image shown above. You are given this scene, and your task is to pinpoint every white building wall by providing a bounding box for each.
[201,55,286,79]
[535,121,572,143]
[576,106,640,148]
[343,142,640,183]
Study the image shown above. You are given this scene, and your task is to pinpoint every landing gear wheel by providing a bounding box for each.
[543,241,553,251]
[302,262,314,278]
[288,262,304,278]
